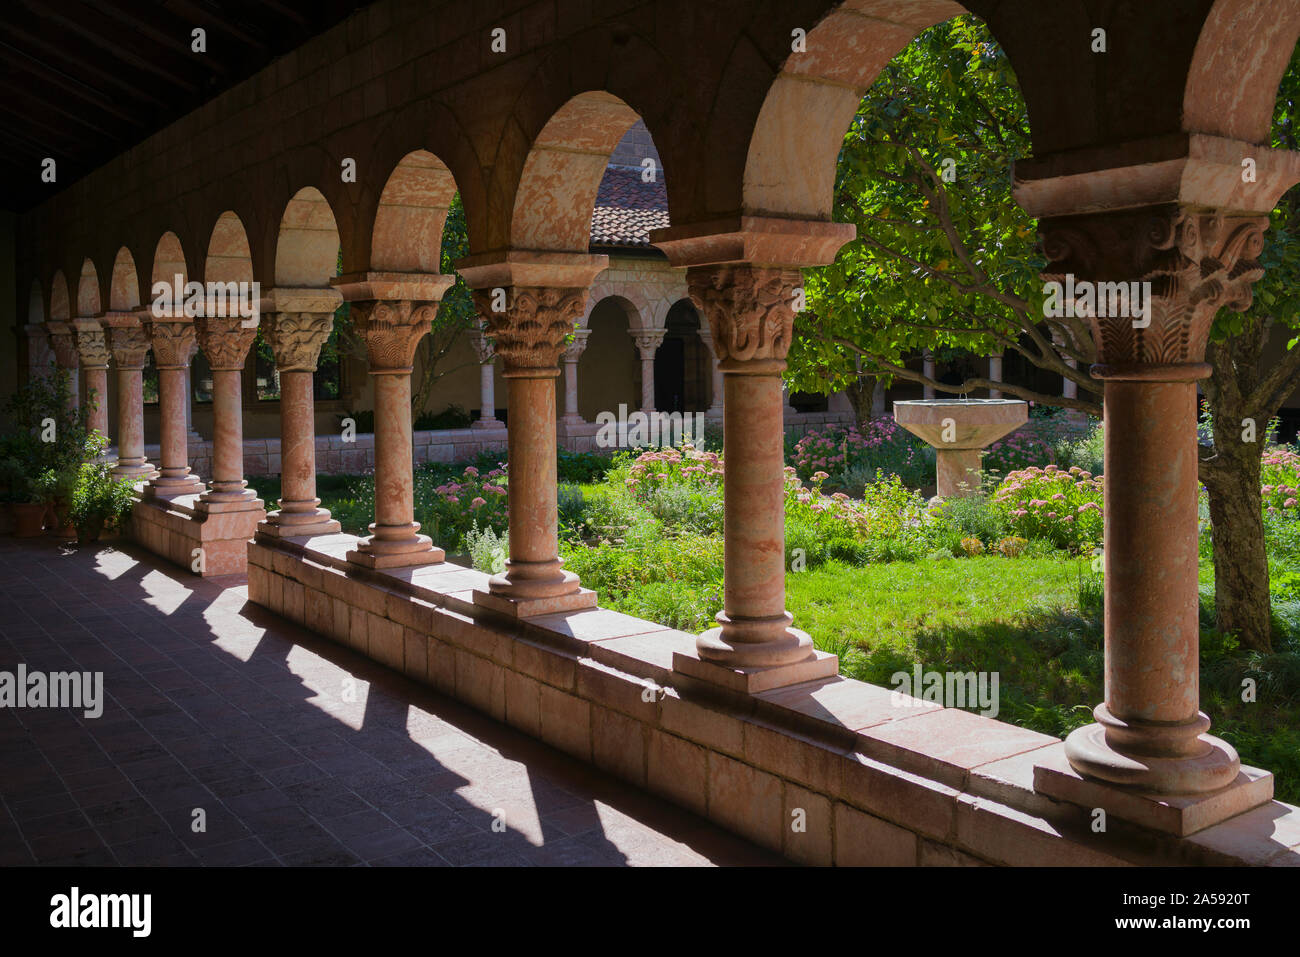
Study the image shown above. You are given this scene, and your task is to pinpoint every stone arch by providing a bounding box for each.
[76,258,101,317]
[152,231,189,288]
[205,211,255,285]
[580,283,654,332]
[109,247,142,311]
[49,270,70,321]
[508,91,642,252]
[1185,0,1300,144]
[370,150,459,273]
[742,1,971,221]
[274,187,341,287]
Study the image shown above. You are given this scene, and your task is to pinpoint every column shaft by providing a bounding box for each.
[207,369,248,497]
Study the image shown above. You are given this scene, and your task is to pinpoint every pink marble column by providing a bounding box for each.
[455,269,604,618]
[194,317,260,509]
[469,329,500,429]
[698,329,724,417]
[632,329,664,413]
[342,298,444,568]
[1037,207,1268,796]
[72,321,111,439]
[143,316,204,498]
[258,311,341,538]
[684,265,832,677]
[44,321,80,411]
[102,314,154,480]
[561,329,590,424]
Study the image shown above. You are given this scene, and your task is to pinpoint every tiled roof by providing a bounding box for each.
[590,165,669,248]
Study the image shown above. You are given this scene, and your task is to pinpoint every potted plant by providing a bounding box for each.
[3,369,95,538]
[70,455,136,544]
[7,460,47,538]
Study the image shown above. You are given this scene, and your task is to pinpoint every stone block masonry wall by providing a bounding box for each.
[246,533,1300,865]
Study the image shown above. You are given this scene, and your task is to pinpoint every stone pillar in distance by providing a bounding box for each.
[194,316,263,513]
[560,329,590,425]
[142,314,205,498]
[256,292,342,538]
[72,321,111,439]
[988,351,1003,399]
[632,329,665,413]
[102,313,154,480]
[44,321,80,411]
[921,349,936,399]
[456,252,606,618]
[698,328,725,419]
[469,326,500,429]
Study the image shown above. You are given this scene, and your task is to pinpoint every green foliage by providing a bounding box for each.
[789,15,1046,403]
[2,368,96,504]
[992,465,1103,552]
[557,448,616,484]
[69,450,137,535]
[465,521,508,574]
[414,404,473,431]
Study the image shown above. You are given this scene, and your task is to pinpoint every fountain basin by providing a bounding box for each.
[894,399,1028,497]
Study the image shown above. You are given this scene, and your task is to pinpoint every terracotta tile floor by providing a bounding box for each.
[0,536,779,867]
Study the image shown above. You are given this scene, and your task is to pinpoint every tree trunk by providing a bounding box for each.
[1201,428,1273,653]
[844,376,877,430]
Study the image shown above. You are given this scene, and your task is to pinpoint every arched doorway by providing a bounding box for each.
[655,300,708,413]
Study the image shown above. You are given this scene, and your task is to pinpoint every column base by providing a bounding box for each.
[471,417,502,430]
[346,534,445,569]
[112,461,157,481]
[130,493,266,576]
[200,487,261,507]
[258,510,342,538]
[145,474,206,499]
[472,560,596,617]
[673,643,839,695]
[1059,706,1242,794]
[1034,742,1273,837]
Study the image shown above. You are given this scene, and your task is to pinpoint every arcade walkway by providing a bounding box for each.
[0,537,777,867]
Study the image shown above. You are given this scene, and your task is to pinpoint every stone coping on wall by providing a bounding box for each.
[246,532,1300,866]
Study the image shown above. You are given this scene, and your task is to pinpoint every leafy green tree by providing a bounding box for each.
[1199,43,1300,653]
[793,15,1300,651]
[789,15,1099,422]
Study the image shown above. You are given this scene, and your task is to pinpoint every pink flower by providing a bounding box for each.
[470,497,486,508]
[1286,498,1298,508]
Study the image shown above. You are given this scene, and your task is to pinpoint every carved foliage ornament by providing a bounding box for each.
[106,325,151,369]
[262,311,335,373]
[45,326,79,369]
[145,319,198,370]
[1040,207,1268,367]
[195,317,257,371]
[471,286,587,371]
[73,328,111,369]
[350,300,436,373]
[687,264,803,367]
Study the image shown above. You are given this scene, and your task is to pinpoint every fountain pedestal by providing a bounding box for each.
[893,399,1028,497]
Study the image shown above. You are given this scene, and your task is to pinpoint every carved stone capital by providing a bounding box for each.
[349,300,436,374]
[470,286,588,373]
[144,317,198,370]
[105,322,150,370]
[195,317,257,371]
[686,264,802,372]
[44,321,79,369]
[469,329,497,365]
[563,329,591,363]
[1040,206,1268,370]
[261,311,335,373]
[72,322,110,369]
[631,329,666,359]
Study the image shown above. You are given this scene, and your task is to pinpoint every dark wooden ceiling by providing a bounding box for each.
[0,1,373,213]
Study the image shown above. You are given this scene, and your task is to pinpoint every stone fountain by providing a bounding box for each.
[893,398,1028,498]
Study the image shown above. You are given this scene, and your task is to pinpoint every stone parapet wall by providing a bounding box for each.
[247,533,1300,866]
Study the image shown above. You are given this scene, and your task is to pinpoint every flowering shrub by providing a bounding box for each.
[414,463,509,546]
[791,420,930,490]
[1262,448,1300,517]
[992,464,1103,553]
[784,470,938,564]
[995,536,1029,558]
[959,536,984,557]
[625,445,723,502]
[983,427,1056,475]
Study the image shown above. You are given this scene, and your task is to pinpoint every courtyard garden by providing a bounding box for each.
[247,407,1300,804]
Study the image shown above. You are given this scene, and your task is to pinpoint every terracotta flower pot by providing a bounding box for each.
[76,516,105,544]
[0,503,12,535]
[12,502,46,537]
[49,500,76,538]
